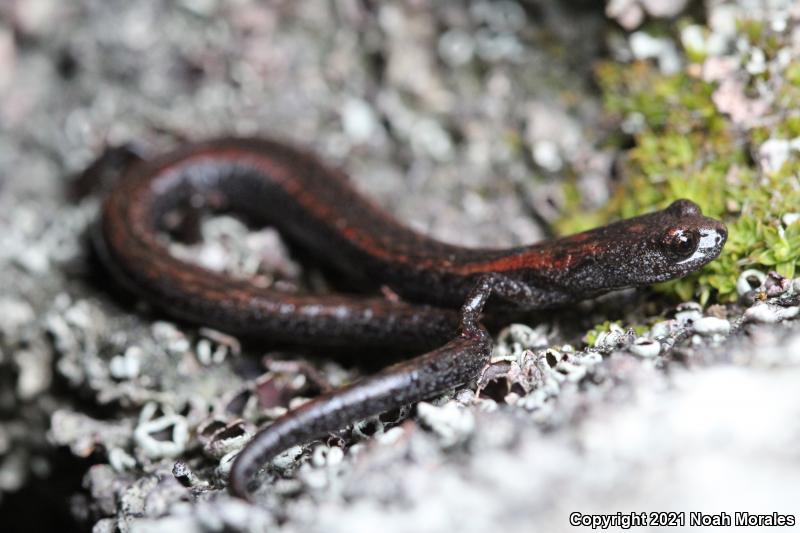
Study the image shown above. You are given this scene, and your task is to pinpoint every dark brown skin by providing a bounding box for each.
[93,137,727,499]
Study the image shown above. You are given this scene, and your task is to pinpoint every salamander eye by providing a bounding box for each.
[662,228,699,259]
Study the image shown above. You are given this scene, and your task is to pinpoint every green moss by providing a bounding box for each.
[558,28,800,304]
[786,62,800,87]
[738,19,765,46]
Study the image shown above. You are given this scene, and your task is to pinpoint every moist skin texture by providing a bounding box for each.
[94,137,727,499]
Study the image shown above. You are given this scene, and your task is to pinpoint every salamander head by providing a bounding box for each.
[582,199,727,289]
[443,200,726,309]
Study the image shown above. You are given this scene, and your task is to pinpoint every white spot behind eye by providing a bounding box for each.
[676,229,722,265]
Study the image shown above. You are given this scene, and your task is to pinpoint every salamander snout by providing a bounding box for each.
[710,219,727,245]
[659,210,727,268]
[680,223,726,264]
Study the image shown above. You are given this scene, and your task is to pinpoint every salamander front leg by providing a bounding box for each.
[228,277,498,500]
